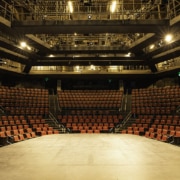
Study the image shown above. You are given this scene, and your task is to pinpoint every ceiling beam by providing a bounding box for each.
[12,19,169,34]
[152,48,180,64]
[34,60,145,66]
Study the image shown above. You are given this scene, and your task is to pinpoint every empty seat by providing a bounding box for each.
[94,130,100,133]
[47,131,53,135]
[19,134,25,141]
[134,131,139,135]
[31,132,36,138]
[24,125,29,129]
[48,127,54,131]
[40,131,47,136]
[0,131,6,138]
[121,130,126,134]
[128,127,132,131]
[157,129,162,134]
[18,125,23,129]
[19,129,25,135]
[145,131,150,138]
[162,129,168,135]
[5,131,12,137]
[87,130,93,133]
[12,130,19,136]
[12,126,17,130]
[127,130,133,134]
[163,125,169,130]
[13,135,20,143]
[81,130,86,133]
[174,131,180,137]
[161,135,168,142]
[149,128,154,133]
[156,134,162,141]
[176,126,180,131]
[169,130,175,137]
[150,132,156,139]
[169,126,175,131]
[25,133,32,139]
[53,130,59,134]
[21,120,27,124]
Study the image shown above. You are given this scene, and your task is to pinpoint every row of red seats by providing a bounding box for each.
[145,130,180,144]
[0,125,30,132]
[0,128,36,144]
[80,130,100,133]
[135,119,179,126]
[131,87,180,115]
[0,86,49,117]
[58,90,123,110]
[0,86,48,92]
[59,103,121,108]
[34,127,59,136]
[60,118,120,124]
[122,113,180,144]
[72,126,109,132]
[67,122,114,129]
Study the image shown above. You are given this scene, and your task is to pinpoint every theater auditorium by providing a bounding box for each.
[0,0,180,180]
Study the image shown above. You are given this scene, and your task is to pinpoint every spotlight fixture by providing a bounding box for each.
[27,46,32,51]
[90,64,95,70]
[110,1,117,13]
[68,1,73,13]
[149,44,155,50]
[88,14,92,19]
[165,34,173,43]
[75,65,80,71]
[20,42,27,48]
[125,52,131,57]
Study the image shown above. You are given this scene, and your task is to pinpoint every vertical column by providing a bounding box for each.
[57,80,62,91]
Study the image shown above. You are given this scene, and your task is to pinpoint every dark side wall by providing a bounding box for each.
[0,75,179,93]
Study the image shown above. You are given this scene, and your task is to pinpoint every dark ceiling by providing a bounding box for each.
[0,0,179,78]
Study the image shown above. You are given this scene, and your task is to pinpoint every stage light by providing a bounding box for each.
[20,42,27,48]
[165,34,173,43]
[110,1,117,13]
[125,52,131,57]
[27,46,31,51]
[88,14,92,19]
[68,1,73,13]
[149,44,155,50]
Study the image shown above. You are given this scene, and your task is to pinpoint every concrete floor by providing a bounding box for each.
[0,134,180,180]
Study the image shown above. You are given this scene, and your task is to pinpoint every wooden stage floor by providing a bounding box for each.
[0,134,180,180]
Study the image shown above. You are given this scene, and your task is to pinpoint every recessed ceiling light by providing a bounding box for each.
[49,54,54,57]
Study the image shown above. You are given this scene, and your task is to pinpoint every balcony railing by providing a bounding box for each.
[0,0,179,22]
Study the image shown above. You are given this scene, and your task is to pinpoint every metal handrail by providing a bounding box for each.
[116,111,132,129]
[1,1,179,21]
[49,111,60,127]
[49,111,65,128]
